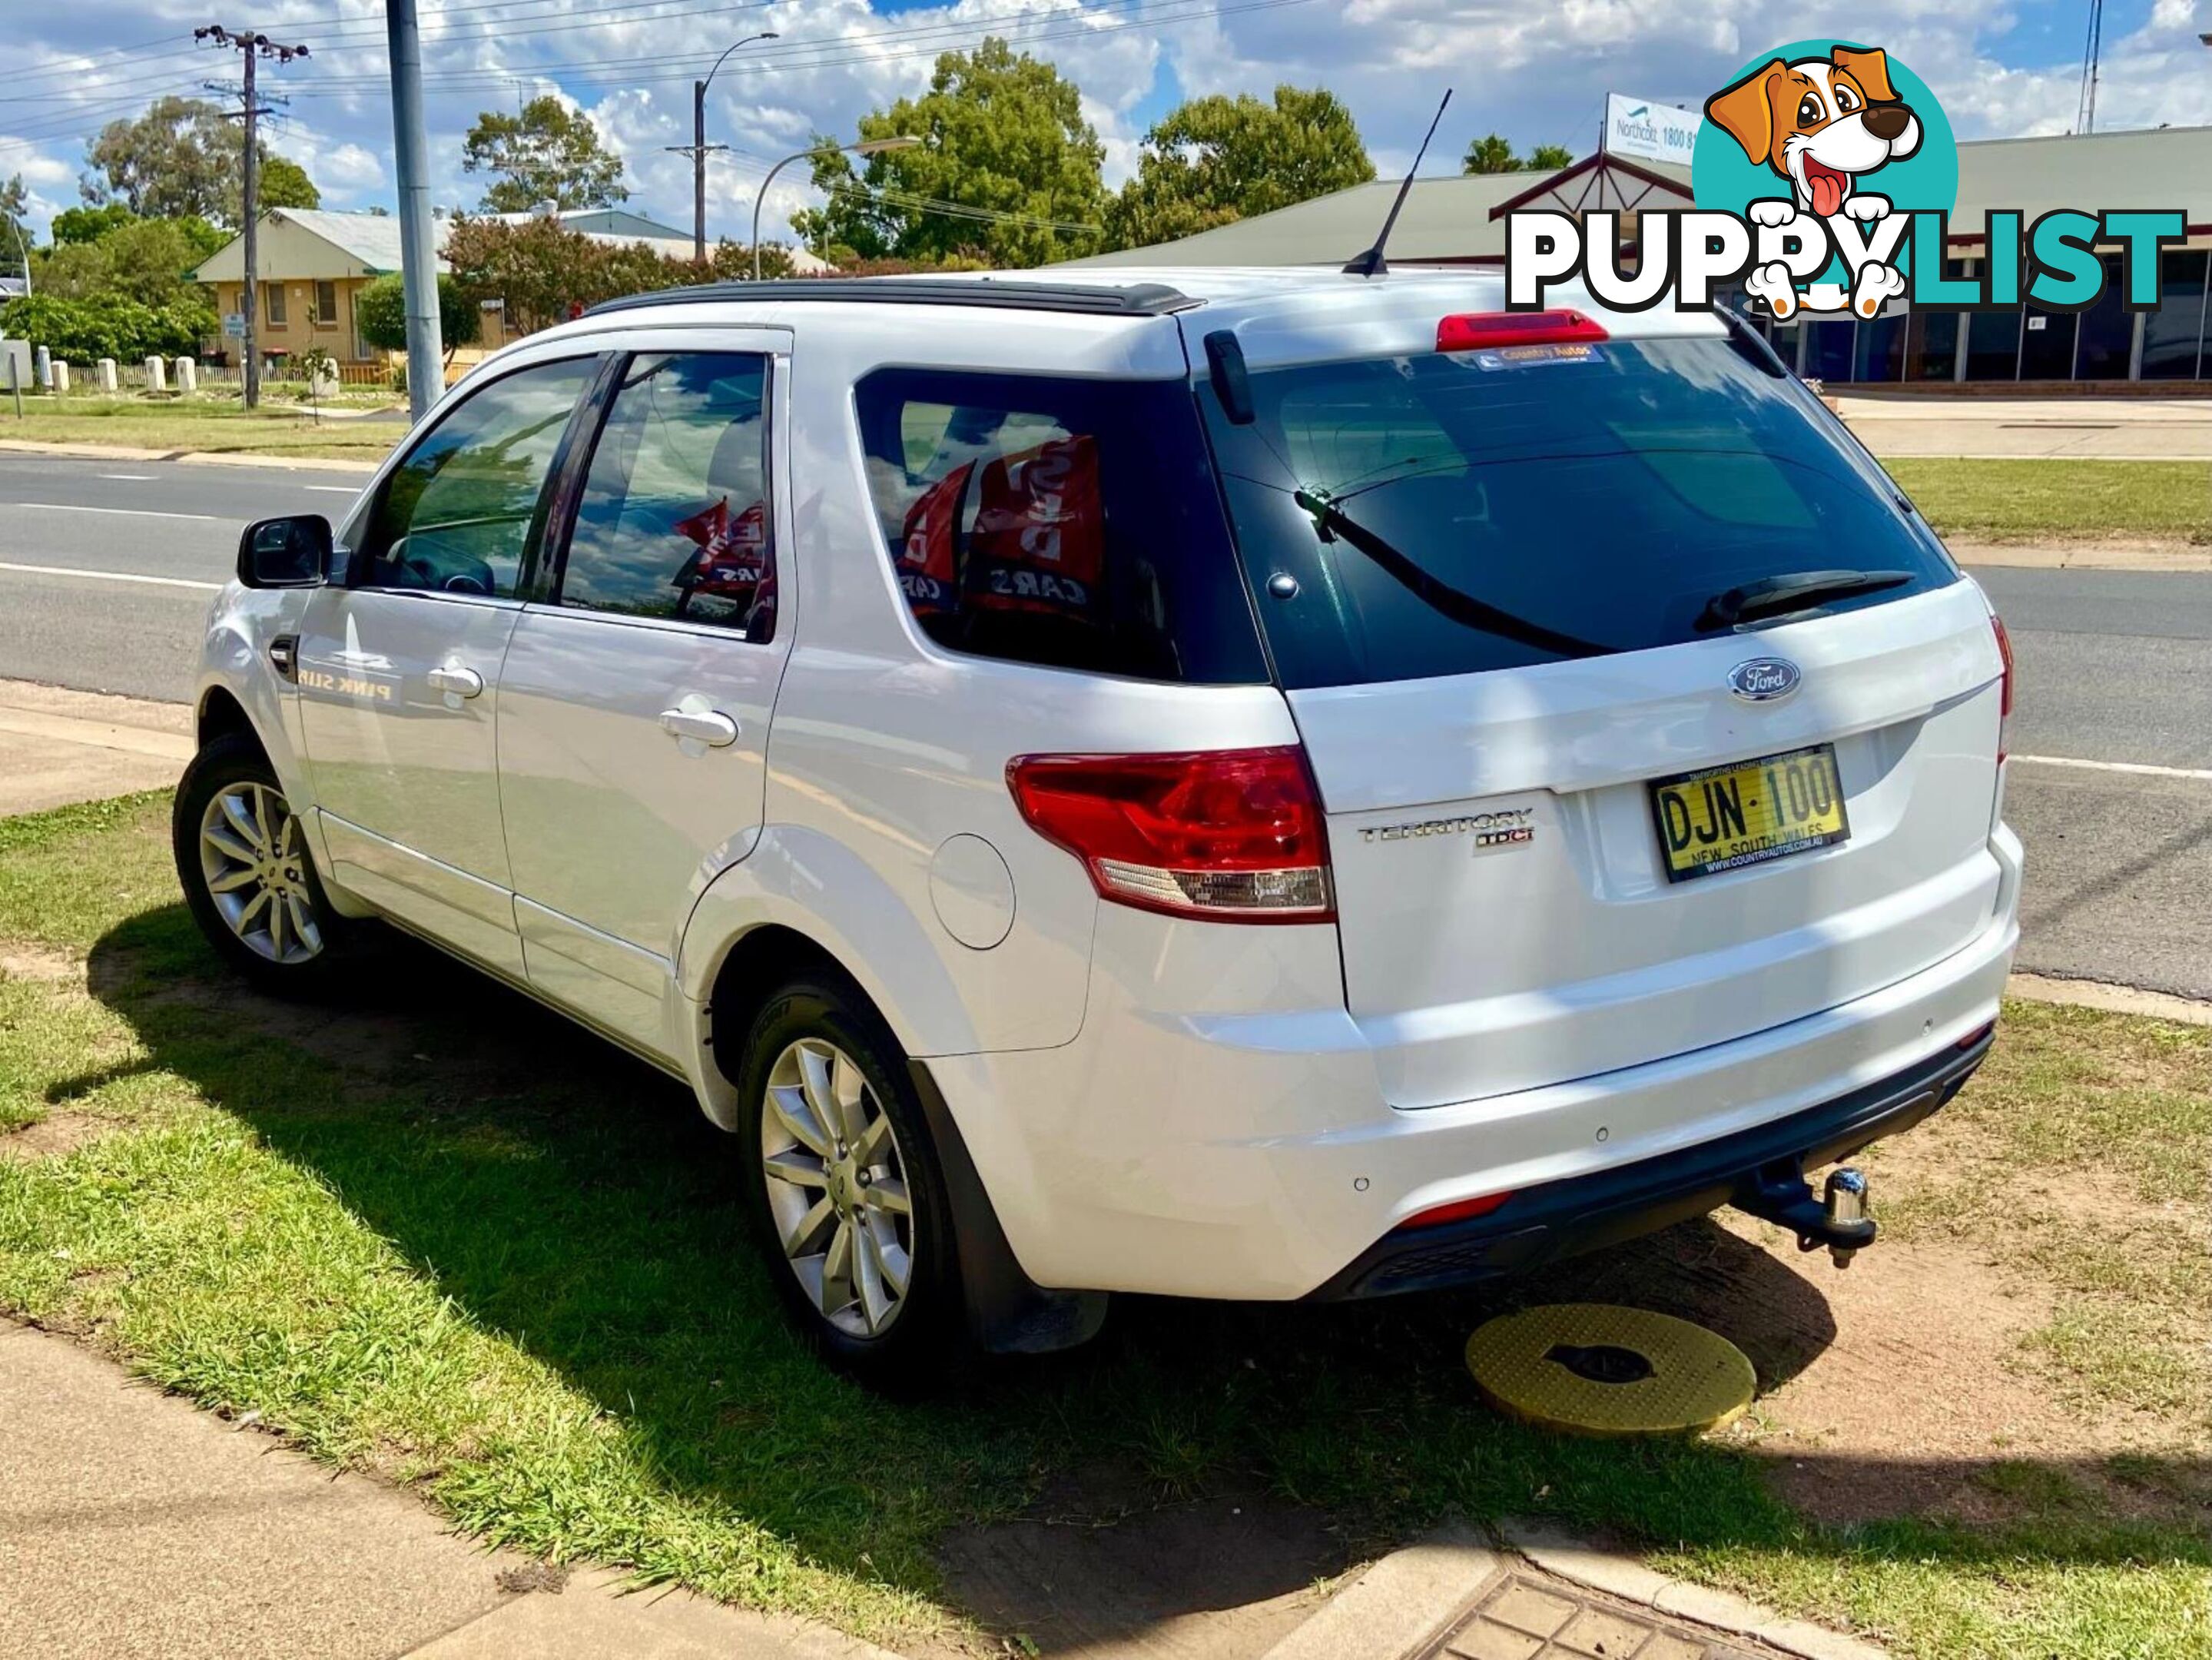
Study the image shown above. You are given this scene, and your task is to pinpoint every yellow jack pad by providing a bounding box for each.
[1465,1305,1756,1438]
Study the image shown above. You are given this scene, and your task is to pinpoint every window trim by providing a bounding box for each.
[340,350,609,601]
[530,346,784,645]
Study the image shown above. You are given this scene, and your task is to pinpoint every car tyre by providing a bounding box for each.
[173,732,355,993]
[735,973,963,1384]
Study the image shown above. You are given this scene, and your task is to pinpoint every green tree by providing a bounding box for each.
[51,202,138,245]
[1461,133,1521,174]
[258,154,321,211]
[27,242,114,301]
[1527,144,1574,171]
[354,271,483,359]
[81,97,322,224]
[99,217,218,314]
[82,98,236,220]
[462,97,628,213]
[1106,87,1373,250]
[792,38,1106,268]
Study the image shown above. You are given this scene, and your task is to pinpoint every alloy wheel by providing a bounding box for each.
[759,1037,914,1338]
[197,782,323,965]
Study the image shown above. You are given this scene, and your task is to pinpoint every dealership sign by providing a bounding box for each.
[1603,95,1702,167]
[1510,41,2184,320]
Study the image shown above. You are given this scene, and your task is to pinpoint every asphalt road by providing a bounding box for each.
[1,455,2207,999]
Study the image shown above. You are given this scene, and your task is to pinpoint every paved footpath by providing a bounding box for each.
[1835,393,2212,460]
[0,1320,900,1659]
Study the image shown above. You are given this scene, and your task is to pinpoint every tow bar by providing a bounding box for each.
[1733,1163,1875,1268]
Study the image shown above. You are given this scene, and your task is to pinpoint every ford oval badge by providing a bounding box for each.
[1728,658,1801,702]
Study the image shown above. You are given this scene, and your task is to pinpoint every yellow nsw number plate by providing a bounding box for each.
[1649,743,1849,883]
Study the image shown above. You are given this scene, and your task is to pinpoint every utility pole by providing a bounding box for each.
[668,32,778,263]
[197,25,309,410]
[386,0,443,423]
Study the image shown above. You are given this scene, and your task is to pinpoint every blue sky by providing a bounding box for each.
[5,0,2209,246]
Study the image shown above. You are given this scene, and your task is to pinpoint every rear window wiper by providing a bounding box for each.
[1292,487,1613,660]
[1696,569,1913,632]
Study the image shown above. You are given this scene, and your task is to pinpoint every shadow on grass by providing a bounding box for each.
[71,904,2212,1650]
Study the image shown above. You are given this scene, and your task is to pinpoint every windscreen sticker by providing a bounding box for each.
[1471,343,1608,371]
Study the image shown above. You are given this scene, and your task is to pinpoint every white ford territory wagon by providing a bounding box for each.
[178,269,2021,1377]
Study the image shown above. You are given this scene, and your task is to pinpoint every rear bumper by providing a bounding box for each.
[930,826,2021,1303]
[1304,1024,1990,1300]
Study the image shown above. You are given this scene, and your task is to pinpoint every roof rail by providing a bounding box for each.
[584,277,1202,320]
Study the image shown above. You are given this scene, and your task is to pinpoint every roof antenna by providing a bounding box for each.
[1343,88,1451,278]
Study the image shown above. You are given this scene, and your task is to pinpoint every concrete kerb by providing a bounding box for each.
[0,438,380,474]
[1259,1524,1505,1660]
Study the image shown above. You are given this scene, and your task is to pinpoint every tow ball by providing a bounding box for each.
[1732,1164,1875,1269]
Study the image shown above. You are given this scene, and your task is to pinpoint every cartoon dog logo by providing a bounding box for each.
[1704,45,1922,320]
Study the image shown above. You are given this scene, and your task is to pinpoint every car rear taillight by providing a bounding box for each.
[1437,309,1608,353]
[1991,616,2015,764]
[1007,746,1334,923]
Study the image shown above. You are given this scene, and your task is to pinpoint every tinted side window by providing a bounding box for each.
[559,352,775,638]
[854,368,1266,685]
[359,357,595,598]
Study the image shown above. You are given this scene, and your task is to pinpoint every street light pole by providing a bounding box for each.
[752,135,920,280]
[386,0,443,423]
[678,32,778,263]
[7,219,28,298]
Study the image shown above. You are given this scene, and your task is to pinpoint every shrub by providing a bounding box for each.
[0,294,204,364]
[355,272,481,355]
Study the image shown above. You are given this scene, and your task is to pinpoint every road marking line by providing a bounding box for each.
[15,502,224,523]
[98,473,158,481]
[302,484,358,493]
[2013,754,2212,782]
[0,560,221,592]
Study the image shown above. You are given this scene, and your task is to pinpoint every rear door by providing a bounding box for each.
[494,336,792,1052]
[1199,325,2007,1107]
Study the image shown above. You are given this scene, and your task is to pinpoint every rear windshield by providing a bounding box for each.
[1199,336,1957,689]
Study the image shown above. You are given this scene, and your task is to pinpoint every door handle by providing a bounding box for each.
[427,665,484,699]
[659,707,740,748]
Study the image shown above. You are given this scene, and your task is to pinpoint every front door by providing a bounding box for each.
[494,339,793,1050]
[298,353,600,976]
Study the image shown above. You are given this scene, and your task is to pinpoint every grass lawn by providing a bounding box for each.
[1887,457,2212,545]
[0,794,2207,1657]
[0,396,400,463]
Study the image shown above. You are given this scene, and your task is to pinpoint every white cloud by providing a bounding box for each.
[4,0,2210,246]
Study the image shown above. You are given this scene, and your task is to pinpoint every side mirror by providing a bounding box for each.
[237,515,332,589]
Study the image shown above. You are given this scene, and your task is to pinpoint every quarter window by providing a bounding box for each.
[559,352,776,637]
[853,368,1265,684]
[356,357,595,597]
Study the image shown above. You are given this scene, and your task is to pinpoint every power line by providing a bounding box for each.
[284,0,1317,95]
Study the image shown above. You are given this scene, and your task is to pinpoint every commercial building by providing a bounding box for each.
[1069,124,2212,387]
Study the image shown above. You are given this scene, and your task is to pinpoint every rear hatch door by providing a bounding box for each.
[1198,315,2006,1106]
